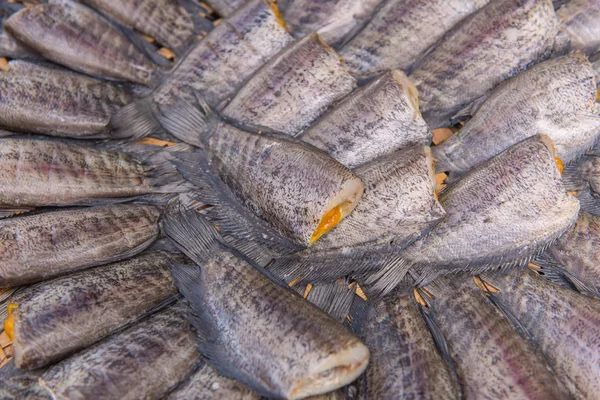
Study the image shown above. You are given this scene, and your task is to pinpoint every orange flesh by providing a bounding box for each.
[310,205,342,244]
[555,157,564,174]
[3,303,16,341]
[596,88,600,101]
[268,1,288,30]
[133,137,177,147]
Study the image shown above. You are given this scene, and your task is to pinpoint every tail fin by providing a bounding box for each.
[162,204,224,264]
[306,279,357,323]
[110,97,163,139]
[141,143,196,196]
[561,161,585,191]
[157,93,220,147]
[576,188,600,216]
[363,256,413,297]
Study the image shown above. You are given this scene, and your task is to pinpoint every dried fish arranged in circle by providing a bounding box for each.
[164,209,370,399]
[40,303,202,400]
[269,145,444,284]
[280,0,384,47]
[357,291,460,399]
[81,0,213,57]
[367,135,580,295]
[339,0,490,80]
[161,98,363,248]
[481,267,600,399]
[556,0,600,55]
[0,137,190,213]
[299,70,431,168]
[409,0,561,128]
[111,0,293,139]
[0,60,147,139]
[217,33,356,137]
[0,204,161,288]
[5,0,161,86]
[7,251,180,370]
[433,52,600,176]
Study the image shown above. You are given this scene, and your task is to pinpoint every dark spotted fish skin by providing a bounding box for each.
[0,205,161,288]
[166,363,260,400]
[81,0,197,53]
[0,138,176,208]
[557,0,600,55]
[0,2,37,59]
[221,33,356,137]
[0,360,50,400]
[39,303,202,400]
[299,70,431,168]
[152,0,293,108]
[10,251,178,370]
[358,293,459,400]
[483,268,600,399]
[426,277,571,400]
[409,0,560,128]
[433,52,600,174]
[4,0,159,86]
[547,211,600,296]
[281,0,384,46]
[204,0,247,17]
[0,61,141,138]
[339,0,490,79]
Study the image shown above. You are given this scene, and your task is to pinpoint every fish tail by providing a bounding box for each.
[110,97,163,139]
[156,92,220,147]
[576,187,600,216]
[533,253,596,295]
[561,162,585,190]
[143,143,196,195]
[305,279,357,323]
[178,0,215,39]
[162,204,224,264]
[363,256,413,298]
[344,294,370,334]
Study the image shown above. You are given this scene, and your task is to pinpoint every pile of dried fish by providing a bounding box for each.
[0,0,599,399]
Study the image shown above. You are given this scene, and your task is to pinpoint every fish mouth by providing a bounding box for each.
[392,70,420,117]
[287,340,369,399]
[309,177,363,245]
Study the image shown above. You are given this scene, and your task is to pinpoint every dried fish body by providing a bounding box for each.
[163,209,370,399]
[0,1,38,59]
[482,267,600,399]
[7,252,179,370]
[281,0,384,47]
[0,360,50,400]
[358,292,460,399]
[0,205,161,288]
[0,138,189,210]
[204,0,248,17]
[367,135,580,295]
[40,303,202,400]
[220,33,356,137]
[81,0,211,56]
[299,70,431,168]
[409,0,561,129]
[339,0,490,79]
[556,0,600,55]
[4,0,160,86]
[111,0,293,139]
[0,60,143,138]
[424,277,571,400]
[433,52,600,175]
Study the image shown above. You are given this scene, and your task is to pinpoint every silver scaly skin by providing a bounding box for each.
[0,61,143,139]
[39,303,202,400]
[339,0,490,80]
[556,0,600,55]
[221,33,357,137]
[0,361,50,400]
[0,205,161,288]
[482,267,600,399]
[280,0,384,47]
[4,0,160,86]
[367,135,580,295]
[204,0,247,17]
[409,0,561,129]
[8,252,179,370]
[358,292,460,400]
[433,52,600,175]
[300,70,431,169]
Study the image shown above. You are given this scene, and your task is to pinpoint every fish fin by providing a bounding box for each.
[156,93,220,147]
[449,94,486,125]
[177,0,215,42]
[162,205,224,264]
[587,145,600,156]
[363,255,413,297]
[221,235,277,267]
[533,254,594,295]
[170,262,282,398]
[101,234,159,265]
[171,152,301,256]
[110,98,163,139]
[142,143,196,194]
[561,162,585,190]
[113,22,173,69]
[552,26,571,57]
[576,188,600,216]
[147,237,182,253]
[0,208,33,218]
[306,279,357,323]
[344,295,370,334]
